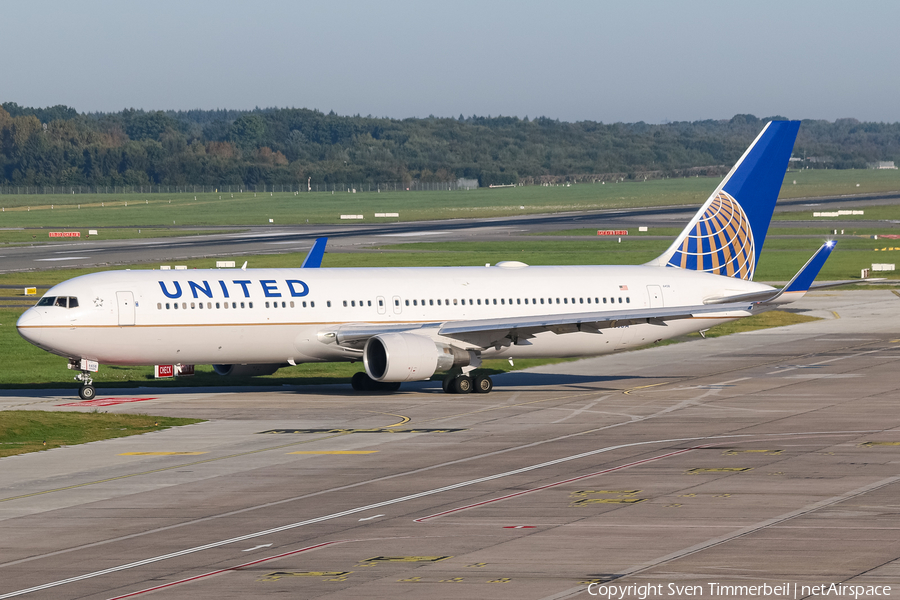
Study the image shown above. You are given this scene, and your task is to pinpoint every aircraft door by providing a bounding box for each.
[117,291,135,326]
[392,295,402,314]
[376,295,386,315]
[647,285,664,308]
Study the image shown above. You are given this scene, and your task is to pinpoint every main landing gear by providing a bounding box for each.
[442,372,493,394]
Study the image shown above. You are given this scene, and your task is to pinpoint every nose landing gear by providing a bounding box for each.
[68,358,98,400]
[75,371,96,400]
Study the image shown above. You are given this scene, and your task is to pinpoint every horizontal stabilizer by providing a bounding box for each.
[704,241,836,305]
[301,237,328,268]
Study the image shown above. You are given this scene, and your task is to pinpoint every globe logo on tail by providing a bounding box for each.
[666,191,755,280]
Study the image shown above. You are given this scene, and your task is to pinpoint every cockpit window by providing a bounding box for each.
[37,296,78,308]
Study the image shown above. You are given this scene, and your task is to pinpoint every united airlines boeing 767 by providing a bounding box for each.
[17,120,837,399]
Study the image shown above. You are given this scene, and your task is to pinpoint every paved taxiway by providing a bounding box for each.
[1,290,900,599]
[2,191,898,274]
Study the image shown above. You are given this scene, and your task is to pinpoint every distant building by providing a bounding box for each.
[870,161,897,169]
[457,178,479,190]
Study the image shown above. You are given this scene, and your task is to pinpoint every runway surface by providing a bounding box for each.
[1,290,900,599]
[2,191,898,274]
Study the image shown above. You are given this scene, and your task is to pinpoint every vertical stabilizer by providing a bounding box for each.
[650,120,800,280]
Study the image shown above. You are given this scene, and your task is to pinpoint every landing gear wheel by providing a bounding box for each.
[351,372,401,392]
[442,373,455,394]
[473,375,493,394]
[351,372,369,391]
[79,385,96,400]
[452,375,473,394]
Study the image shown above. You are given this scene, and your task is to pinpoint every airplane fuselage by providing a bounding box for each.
[17,263,771,367]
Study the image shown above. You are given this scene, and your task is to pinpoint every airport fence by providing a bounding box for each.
[0,180,478,195]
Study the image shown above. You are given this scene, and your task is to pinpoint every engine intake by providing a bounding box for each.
[212,363,285,377]
[363,333,472,382]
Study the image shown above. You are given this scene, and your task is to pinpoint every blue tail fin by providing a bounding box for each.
[301,237,327,268]
[651,120,800,280]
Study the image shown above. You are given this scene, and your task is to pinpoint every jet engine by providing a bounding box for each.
[212,363,285,377]
[363,333,473,382]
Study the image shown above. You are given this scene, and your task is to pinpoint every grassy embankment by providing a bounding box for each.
[0,411,204,458]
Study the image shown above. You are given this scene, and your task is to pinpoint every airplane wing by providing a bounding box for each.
[301,237,328,268]
[437,302,754,348]
[327,302,755,351]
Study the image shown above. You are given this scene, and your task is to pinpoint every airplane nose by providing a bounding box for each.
[16,308,43,345]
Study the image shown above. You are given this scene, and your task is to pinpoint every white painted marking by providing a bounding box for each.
[242,544,272,552]
[358,514,384,521]
[1,428,879,599]
[34,257,90,262]
[380,231,451,237]
[54,249,104,254]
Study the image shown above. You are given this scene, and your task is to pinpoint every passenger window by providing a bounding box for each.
[626,297,630,303]
[379,299,384,307]
[199,303,203,309]
[207,302,212,309]
[174,303,179,310]
[540,298,544,304]
[232,302,236,308]
[344,301,348,307]
[266,302,270,308]
[241,302,245,308]
[618,297,622,303]
[493,299,497,305]
[563,298,568,304]
[477,299,481,305]
[216,302,220,308]
[157,303,162,310]
[310,301,315,308]
[327,301,332,307]
[405,300,410,306]
[182,302,187,309]
[367,300,372,307]
[165,303,170,309]
[429,299,434,306]
[603,298,607,304]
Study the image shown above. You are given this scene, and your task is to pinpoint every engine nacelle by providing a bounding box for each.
[212,363,285,377]
[363,333,472,382]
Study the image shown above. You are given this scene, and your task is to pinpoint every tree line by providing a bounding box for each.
[1,102,898,188]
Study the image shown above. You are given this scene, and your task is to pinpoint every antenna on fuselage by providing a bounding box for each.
[241,261,248,270]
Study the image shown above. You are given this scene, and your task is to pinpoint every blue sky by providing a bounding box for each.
[4,0,899,123]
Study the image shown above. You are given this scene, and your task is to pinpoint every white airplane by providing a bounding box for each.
[17,120,837,400]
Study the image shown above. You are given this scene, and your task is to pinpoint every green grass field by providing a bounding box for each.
[0,169,898,229]
[0,411,204,457]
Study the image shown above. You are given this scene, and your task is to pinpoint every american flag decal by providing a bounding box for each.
[619,285,628,290]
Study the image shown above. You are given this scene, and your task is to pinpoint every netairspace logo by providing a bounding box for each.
[586,581,892,599]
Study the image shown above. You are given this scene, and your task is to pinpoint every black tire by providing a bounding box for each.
[453,376,473,394]
[79,385,96,400]
[380,381,402,391]
[474,375,493,394]
[442,374,455,394]
[351,372,369,391]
